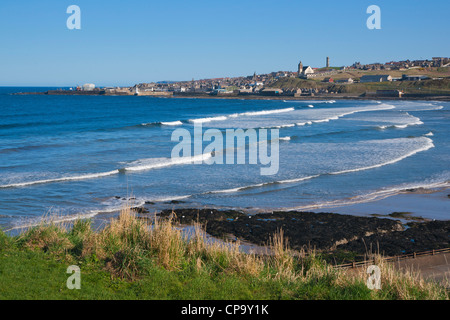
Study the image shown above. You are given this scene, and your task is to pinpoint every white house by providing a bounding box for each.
[82,83,95,91]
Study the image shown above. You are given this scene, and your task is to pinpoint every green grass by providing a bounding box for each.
[0,248,375,300]
[0,208,447,300]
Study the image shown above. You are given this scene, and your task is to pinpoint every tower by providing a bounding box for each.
[297,61,303,76]
[326,57,330,68]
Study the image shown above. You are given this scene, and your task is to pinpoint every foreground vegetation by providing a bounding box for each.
[0,208,448,300]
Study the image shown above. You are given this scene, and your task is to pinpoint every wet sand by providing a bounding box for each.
[313,188,449,221]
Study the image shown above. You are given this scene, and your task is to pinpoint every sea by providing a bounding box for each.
[1,87,449,232]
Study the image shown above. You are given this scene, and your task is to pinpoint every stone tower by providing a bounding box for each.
[298,61,303,76]
[326,57,330,68]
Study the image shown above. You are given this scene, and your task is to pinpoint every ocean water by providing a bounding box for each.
[0,87,449,231]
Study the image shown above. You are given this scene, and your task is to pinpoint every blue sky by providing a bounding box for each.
[0,0,449,86]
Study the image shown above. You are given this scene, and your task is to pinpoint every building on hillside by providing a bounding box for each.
[360,75,392,83]
[260,88,283,96]
[402,75,429,81]
[297,60,315,78]
[336,78,354,84]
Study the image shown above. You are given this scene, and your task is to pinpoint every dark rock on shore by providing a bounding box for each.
[338,220,450,256]
[164,200,187,204]
[160,208,243,223]
[158,209,449,258]
[131,206,149,214]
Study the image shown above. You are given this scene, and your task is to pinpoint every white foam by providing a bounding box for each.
[150,195,192,202]
[4,210,104,232]
[392,101,445,112]
[0,170,120,189]
[188,103,396,130]
[124,153,212,172]
[296,121,312,126]
[269,124,296,129]
[330,137,434,175]
[189,116,228,124]
[230,107,295,117]
[307,104,395,126]
[202,137,434,195]
[263,107,390,129]
[187,107,296,124]
[161,120,183,126]
[276,175,321,184]
[284,100,335,104]
[376,119,423,130]
[206,175,319,194]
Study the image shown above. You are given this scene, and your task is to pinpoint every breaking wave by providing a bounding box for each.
[188,107,296,124]
[0,170,120,189]
[283,100,336,104]
[203,137,435,194]
[160,120,184,126]
[188,116,228,124]
[230,107,295,117]
[122,153,213,172]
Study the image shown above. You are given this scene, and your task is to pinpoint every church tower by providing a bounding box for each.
[297,61,303,76]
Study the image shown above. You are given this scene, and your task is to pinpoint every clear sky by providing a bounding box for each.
[0,0,449,86]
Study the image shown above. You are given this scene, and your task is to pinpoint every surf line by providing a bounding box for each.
[170,122,280,176]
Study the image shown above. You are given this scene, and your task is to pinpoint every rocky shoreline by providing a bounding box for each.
[153,209,449,262]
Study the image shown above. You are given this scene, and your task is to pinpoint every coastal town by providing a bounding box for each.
[38,56,450,99]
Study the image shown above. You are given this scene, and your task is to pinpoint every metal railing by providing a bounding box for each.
[334,248,450,269]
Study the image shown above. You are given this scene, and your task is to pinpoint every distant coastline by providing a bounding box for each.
[12,90,450,101]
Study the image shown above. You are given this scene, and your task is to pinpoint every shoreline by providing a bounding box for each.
[2,205,447,300]
[12,91,450,101]
[135,186,449,260]
[5,184,449,233]
[157,206,449,260]
[312,188,450,221]
[172,94,450,102]
[130,183,450,220]
[2,185,448,267]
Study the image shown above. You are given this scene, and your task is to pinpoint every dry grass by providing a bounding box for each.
[186,221,264,277]
[345,253,449,300]
[19,223,72,255]
[268,229,296,280]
